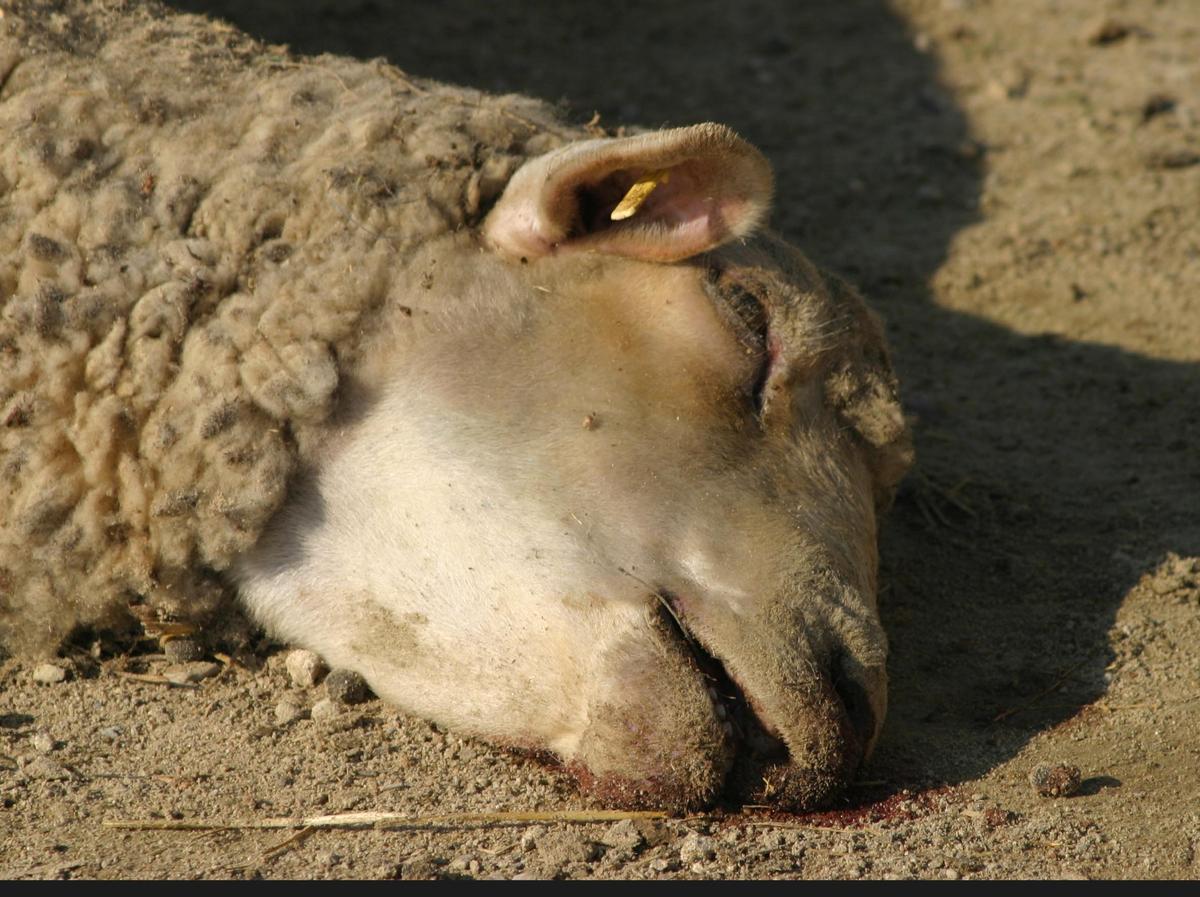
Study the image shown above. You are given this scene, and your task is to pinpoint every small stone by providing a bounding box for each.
[31,730,55,753]
[601,818,645,852]
[535,829,599,866]
[285,649,328,688]
[310,697,339,722]
[23,755,71,780]
[163,668,194,686]
[1085,19,1132,46]
[162,662,220,685]
[274,697,308,726]
[1146,149,1200,171]
[196,660,222,679]
[984,807,1016,827]
[1030,762,1083,797]
[635,820,670,847]
[943,868,961,880]
[325,668,371,705]
[520,825,546,852]
[678,831,717,864]
[184,661,221,681]
[32,663,68,685]
[1141,93,1177,123]
[399,852,438,880]
[985,67,1031,101]
[98,726,122,741]
[162,637,205,663]
[315,849,342,867]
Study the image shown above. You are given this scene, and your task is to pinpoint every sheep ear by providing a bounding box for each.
[483,123,774,263]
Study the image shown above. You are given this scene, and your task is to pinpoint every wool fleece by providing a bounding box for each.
[0,0,573,654]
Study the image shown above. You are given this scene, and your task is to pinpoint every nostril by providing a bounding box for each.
[832,662,877,751]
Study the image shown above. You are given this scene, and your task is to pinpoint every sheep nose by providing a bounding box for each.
[832,656,882,755]
[724,659,881,811]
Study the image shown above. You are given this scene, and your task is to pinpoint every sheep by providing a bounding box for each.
[0,0,912,811]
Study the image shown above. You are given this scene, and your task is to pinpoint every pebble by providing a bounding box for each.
[163,661,221,685]
[31,731,55,753]
[310,697,339,722]
[635,820,670,848]
[314,849,342,867]
[1141,93,1177,123]
[163,669,194,687]
[274,697,308,726]
[325,668,371,705]
[22,755,71,781]
[1146,149,1200,171]
[534,828,599,865]
[986,67,1031,101]
[32,663,68,685]
[398,853,438,880]
[678,831,717,864]
[1030,762,1083,798]
[601,818,645,852]
[520,825,546,851]
[163,637,205,663]
[1085,19,1132,46]
[285,649,328,688]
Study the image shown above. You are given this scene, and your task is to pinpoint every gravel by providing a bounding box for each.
[31,663,67,685]
[325,669,371,705]
[1030,763,1084,798]
[285,650,328,689]
[163,637,206,664]
[274,697,308,726]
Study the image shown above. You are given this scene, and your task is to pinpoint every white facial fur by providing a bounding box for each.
[235,236,905,811]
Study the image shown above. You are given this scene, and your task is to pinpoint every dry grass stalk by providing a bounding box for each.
[103,809,669,833]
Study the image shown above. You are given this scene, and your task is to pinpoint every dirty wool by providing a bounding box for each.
[0,0,573,653]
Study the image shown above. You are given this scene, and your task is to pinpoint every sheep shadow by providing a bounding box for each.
[167,0,1200,792]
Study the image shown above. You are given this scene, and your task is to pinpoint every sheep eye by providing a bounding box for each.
[703,267,772,415]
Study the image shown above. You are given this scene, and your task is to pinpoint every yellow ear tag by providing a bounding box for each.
[610,169,671,221]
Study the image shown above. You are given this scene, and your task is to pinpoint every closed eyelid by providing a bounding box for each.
[702,272,774,415]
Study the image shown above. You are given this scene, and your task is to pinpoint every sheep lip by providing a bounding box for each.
[654,592,788,762]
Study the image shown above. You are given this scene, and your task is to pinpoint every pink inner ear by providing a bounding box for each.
[577,168,720,233]
[637,170,714,226]
[571,163,757,262]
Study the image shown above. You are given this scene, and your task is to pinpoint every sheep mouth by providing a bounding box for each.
[653,591,789,771]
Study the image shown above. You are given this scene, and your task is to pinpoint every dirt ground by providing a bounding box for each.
[2,0,1198,880]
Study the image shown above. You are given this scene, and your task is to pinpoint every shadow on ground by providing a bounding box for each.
[168,0,1199,794]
